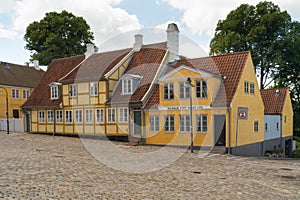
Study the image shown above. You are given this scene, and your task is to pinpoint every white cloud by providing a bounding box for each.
[163,0,300,37]
[0,23,18,39]
[10,0,141,47]
[0,0,15,13]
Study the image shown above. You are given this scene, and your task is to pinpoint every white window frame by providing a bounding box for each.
[164,115,175,132]
[119,107,128,123]
[164,83,174,100]
[250,82,255,94]
[122,79,133,95]
[90,82,98,96]
[56,110,63,123]
[150,115,160,132]
[107,108,116,123]
[254,121,259,132]
[23,89,30,99]
[179,115,191,133]
[85,109,93,123]
[47,110,54,123]
[65,110,73,123]
[196,115,208,133]
[244,81,249,94]
[70,84,77,98]
[196,80,208,98]
[50,85,59,100]
[96,108,104,123]
[179,82,190,99]
[75,109,82,124]
[38,110,45,123]
[12,88,20,99]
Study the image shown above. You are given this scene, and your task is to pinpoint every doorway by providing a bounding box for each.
[25,112,30,132]
[214,115,226,146]
[133,110,142,135]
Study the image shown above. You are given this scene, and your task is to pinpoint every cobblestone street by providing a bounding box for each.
[0,132,299,199]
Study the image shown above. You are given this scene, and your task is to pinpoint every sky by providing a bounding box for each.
[0,0,300,66]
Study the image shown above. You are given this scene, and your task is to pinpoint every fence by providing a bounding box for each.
[0,118,23,132]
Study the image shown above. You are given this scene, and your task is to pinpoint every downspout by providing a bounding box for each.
[227,103,231,155]
[142,107,146,145]
[53,108,56,137]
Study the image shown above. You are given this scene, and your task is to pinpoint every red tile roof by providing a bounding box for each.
[22,55,85,108]
[145,51,250,108]
[0,62,44,88]
[107,43,167,104]
[260,88,288,114]
[60,48,131,83]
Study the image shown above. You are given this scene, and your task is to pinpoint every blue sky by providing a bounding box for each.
[0,0,300,66]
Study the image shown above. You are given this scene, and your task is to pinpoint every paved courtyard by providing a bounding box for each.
[0,132,299,199]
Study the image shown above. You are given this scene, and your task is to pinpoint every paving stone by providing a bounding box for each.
[0,131,299,199]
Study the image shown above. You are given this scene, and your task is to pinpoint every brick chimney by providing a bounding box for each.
[167,23,179,63]
[133,34,143,52]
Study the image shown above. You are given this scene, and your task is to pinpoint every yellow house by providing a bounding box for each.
[261,88,294,156]
[22,23,293,156]
[0,61,44,131]
[144,51,265,156]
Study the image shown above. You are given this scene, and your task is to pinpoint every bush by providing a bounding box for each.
[292,149,300,158]
[265,148,284,157]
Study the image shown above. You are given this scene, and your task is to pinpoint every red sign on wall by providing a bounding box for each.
[238,107,248,120]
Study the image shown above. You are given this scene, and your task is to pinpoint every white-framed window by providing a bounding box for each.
[75,109,82,123]
[196,80,207,98]
[38,110,45,123]
[179,82,190,99]
[51,85,59,99]
[250,82,255,94]
[122,79,132,95]
[23,89,30,99]
[90,82,98,96]
[244,81,249,94]
[70,84,77,98]
[164,83,174,100]
[276,122,279,131]
[254,121,259,132]
[179,115,191,133]
[265,123,268,132]
[47,110,54,123]
[196,115,208,133]
[150,115,160,132]
[56,110,63,123]
[164,115,174,132]
[107,108,116,123]
[96,108,104,123]
[12,88,20,99]
[65,110,72,123]
[85,109,93,123]
[119,107,128,123]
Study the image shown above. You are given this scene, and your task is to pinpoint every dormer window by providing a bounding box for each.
[121,74,142,95]
[49,82,61,100]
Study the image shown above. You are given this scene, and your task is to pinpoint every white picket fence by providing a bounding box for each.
[0,118,23,132]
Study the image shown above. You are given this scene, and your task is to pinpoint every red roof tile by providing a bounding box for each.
[22,55,85,108]
[61,48,131,83]
[260,88,288,114]
[108,43,167,104]
[0,62,44,88]
[146,51,250,108]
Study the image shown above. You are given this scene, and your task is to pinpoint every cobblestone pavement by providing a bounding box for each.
[0,132,299,199]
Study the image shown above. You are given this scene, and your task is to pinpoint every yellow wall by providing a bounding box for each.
[0,85,33,119]
[282,91,293,137]
[230,56,264,147]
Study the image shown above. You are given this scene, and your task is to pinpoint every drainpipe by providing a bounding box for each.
[227,103,231,155]
[142,107,146,145]
[53,108,56,137]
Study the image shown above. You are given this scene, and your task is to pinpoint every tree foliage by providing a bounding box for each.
[275,22,300,129]
[210,1,291,89]
[24,10,94,65]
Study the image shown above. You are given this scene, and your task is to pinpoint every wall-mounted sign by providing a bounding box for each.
[238,107,248,120]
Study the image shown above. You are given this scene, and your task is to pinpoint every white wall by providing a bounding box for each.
[264,115,281,140]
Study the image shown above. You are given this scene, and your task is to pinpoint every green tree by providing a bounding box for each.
[24,10,94,65]
[275,22,300,130]
[210,1,291,89]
